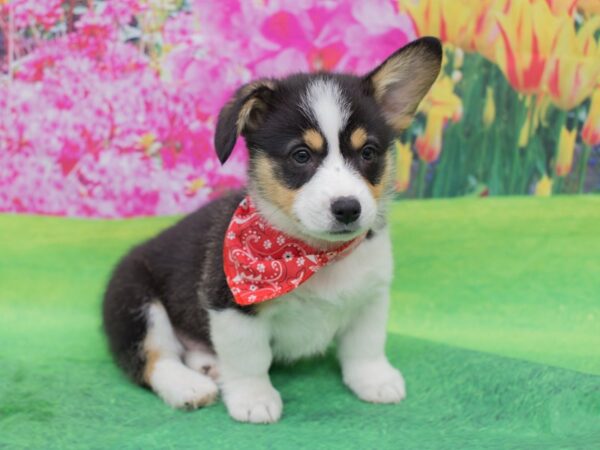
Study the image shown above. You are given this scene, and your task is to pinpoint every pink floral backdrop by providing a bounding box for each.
[0,0,414,217]
[1,0,599,217]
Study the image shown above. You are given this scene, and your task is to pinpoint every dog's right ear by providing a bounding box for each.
[214,80,277,164]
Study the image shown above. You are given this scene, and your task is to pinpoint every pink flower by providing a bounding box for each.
[2,0,63,31]
[0,0,415,218]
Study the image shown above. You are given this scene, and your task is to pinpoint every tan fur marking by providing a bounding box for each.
[368,152,394,200]
[350,127,368,150]
[143,349,161,385]
[303,129,324,152]
[240,80,276,97]
[235,80,276,134]
[254,156,297,215]
[236,97,258,134]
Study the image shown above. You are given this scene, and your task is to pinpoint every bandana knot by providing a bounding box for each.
[223,196,363,306]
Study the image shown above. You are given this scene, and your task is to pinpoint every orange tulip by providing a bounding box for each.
[555,126,577,176]
[416,113,445,163]
[395,141,413,192]
[582,89,600,146]
[544,17,600,110]
[495,0,567,95]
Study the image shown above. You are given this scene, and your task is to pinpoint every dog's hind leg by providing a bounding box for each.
[103,255,217,409]
[142,302,218,409]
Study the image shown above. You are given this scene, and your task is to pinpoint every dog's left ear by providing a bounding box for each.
[214,80,277,164]
[364,37,442,131]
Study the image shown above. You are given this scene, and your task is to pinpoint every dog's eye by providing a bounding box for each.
[361,145,377,161]
[291,148,311,164]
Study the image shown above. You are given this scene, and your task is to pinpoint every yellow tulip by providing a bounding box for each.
[495,0,567,95]
[416,112,445,163]
[578,0,600,15]
[394,141,413,192]
[403,0,488,49]
[418,75,463,122]
[555,126,577,176]
[483,87,496,127]
[544,17,600,110]
[582,89,600,146]
[402,0,507,60]
[534,174,553,196]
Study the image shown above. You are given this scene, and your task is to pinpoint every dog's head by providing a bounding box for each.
[215,37,442,243]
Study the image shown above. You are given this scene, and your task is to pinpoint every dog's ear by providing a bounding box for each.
[363,37,442,131]
[214,80,277,164]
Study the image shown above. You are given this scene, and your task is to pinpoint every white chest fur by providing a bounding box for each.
[258,228,393,361]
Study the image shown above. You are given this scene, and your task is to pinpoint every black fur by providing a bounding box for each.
[103,190,248,383]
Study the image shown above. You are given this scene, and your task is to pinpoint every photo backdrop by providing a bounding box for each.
[1,0,599,217]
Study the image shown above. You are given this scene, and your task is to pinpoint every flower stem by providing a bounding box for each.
[554,176,564,195]
[551,110,568,194]
[416,160,428,198]
[577,144,592,194]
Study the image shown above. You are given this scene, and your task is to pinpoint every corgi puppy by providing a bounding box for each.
[103,37,442,423]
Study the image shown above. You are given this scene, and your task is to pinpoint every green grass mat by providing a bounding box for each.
[1,197,599,449]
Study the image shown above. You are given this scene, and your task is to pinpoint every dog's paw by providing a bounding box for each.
[150,359,219,410]
[222,378,283,424]
[343,359,406,404]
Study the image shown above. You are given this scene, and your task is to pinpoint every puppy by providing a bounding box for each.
[103,37,442,423]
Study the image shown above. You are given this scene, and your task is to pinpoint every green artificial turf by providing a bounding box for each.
[1,196,599,449]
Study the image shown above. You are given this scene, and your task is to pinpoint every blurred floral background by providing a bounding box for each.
[0,0,599,217]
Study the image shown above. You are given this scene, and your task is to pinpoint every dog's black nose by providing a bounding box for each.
[331,197,361,225]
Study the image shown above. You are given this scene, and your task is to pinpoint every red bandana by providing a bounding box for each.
[223,196,363,306]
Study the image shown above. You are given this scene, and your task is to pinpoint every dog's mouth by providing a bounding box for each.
[329,225,360,235]
[330,229,354,235]
[301,223,366,243]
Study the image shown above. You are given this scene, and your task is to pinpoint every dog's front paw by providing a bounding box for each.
[222,378,283,424]
[343,359,406,404]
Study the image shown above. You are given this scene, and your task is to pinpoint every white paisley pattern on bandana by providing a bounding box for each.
[223,196,363,306]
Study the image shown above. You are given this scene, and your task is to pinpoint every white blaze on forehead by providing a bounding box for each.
[292,78,378,241]
[301,79,350,151]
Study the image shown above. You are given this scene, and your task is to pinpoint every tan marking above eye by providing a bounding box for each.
[303,129,325,152]
[350,127,368,150]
